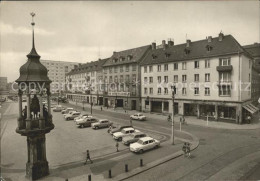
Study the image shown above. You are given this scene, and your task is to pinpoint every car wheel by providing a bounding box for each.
[95,126,99,129]
[155,145,159,149]
[118,137,122,141]
[139,149,144,154]
[66,118,69,121]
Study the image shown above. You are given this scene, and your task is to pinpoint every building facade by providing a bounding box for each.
[65,59,107,105]
[102,45,150,111]
[41,60,79,93]
[243,43,260,107]
[140,33,258,124]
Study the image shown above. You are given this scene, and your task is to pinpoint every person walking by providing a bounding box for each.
[116,142,119,152]
[167,114,171,122]
[101,106,103,111]
[187,143,191,157]
[84,150,93,165]
[182,142,187,157]
[180,116,183,124]
[182,115,186,125]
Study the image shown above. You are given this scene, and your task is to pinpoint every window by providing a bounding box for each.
[157,65,161,72]
[220,58,230,66]
[182,75,187,82]
[164,64,168,71]
[205,87,210,95]
[182,88,186,95]
[157,76,161,83]
[120,75,124,83]
[174,75,178,83]
[174,63,178,70]
[114,76,118,83]
[194,74,199,82]
[194,61,199,68]
[164,88,168,95]
[126,75,130,82]
[120,66,124,72]
[132,64,137,71]
[158,88,161,95]
[144,77,148,84]
[126,65,129,72]
[205,73,210,82]
[144,88,148,94]
[149,77,153,83]
[164,76,168,83]
[132,74,136,82]
[150,88,153,94]
[219,72,231,82]
[194,87,199,95]
[219,86,231,96]
[149,66,153,72]
[144,66,147,73]
[205,59,210,68]
[182,62,187,70]
[109,67,113,73]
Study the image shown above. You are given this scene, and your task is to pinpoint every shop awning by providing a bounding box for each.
[243,104,260,114]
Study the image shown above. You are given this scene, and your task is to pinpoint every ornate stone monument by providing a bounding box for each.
[15,13,54,180]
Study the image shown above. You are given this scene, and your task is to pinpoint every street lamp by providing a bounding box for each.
[171,85,176,145]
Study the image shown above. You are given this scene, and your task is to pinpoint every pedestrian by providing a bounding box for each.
[247,115,251,124]
[182,142,187,157]
[167,114,171,122]
[84,150,93,165]
[182,115,186,125]
[116,142,119,152]
[108,125,112,133]
[187,143,191,157]
[101,106,103,111]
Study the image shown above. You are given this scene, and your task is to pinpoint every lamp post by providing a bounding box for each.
[171,85,176,145]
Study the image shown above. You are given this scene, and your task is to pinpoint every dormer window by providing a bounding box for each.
[119,57,125,62]
[152,54,157,60]
[114,58,118,63]
[165,53,170,58]
[206,45,213,52]
[127,55,132,61]
[184,48,190,55]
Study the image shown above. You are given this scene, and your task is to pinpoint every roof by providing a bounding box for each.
[140,136,153,142]
[66,58,108,76]
[243,43,260,57]
[103,45,151,67]
[123,127,135,131]
[140,34,249,66]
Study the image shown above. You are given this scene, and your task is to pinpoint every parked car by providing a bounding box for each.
[63,110,77,118]
[65,111,81,121]
[53,105,64,112]
[113,128,140,141]
[74,114,93,122]
[108,124,132,134]
[61,108,74,114]
[50,102,57,108]
[91,119,113,129]
[130,113,146,121]
[122,132,147,145]
[75,117,98,128]
[130,137,160,153]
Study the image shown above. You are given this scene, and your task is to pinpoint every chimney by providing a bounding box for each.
[186,39,191,48]
[208,36,212,43]
[152,42,156,50]
[168,39,174,46]
[162,40,166,50]
[218,32,224,41]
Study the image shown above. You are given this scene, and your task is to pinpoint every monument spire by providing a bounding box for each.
[27,12,40,58]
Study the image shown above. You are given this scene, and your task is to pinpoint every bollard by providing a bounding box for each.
[109,169,112,178]
[140,159,143,167]
[88,174,91,181]
[125,164,128,172]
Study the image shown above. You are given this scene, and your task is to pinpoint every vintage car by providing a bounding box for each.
[75,117,98,128]
[64,111,81,121]
[61,108,74,114]
[130,137,160,153]
[74,114,93,122]
[91,119,113,129]
[130,113,146,121]
[108,124,132,134]
[113,128,140,141]
[53,105,64,112]
[122,132,147,145]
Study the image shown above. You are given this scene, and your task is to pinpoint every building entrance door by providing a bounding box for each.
[151,101,162,113]
[131,100,136,110]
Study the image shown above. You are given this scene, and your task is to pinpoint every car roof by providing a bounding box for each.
[123,128,135,131]
[67,108,73,109]
[99,119,108,121]
[132,132,145,136]
[139,137,153,142]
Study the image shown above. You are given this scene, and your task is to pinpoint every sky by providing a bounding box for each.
[0,1,259,82]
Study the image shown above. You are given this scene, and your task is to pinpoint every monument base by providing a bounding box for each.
[26,161,49,180]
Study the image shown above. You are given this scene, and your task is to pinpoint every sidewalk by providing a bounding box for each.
[65,100,260,130]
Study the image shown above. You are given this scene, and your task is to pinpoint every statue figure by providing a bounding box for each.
[31,95,40,119]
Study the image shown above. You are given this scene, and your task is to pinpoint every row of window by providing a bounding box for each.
[144,86,231,96]
[144,74,210,83]
[144,58,233,73]
[104,74,137,83]
[104,64,137,74]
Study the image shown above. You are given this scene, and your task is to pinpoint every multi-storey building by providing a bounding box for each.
[140,33,259,124]
[41,60,79,92]
[65,59,107,105]
[102,45,150,111]
[243,43,260,107]
[0,77,8,91]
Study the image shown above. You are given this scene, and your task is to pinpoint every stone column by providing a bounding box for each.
[162,101,164,113]
[215,105,218,121]
[42,136,47,161]
[39,94,44,129]
[18,90,23,119]
[236,104,242,124]
[47,89,51,116]
[179,102,184,115]
[197,104,200,118]
[26,90,31,130]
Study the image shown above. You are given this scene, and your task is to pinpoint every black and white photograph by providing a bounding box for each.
[0,1,260,181]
